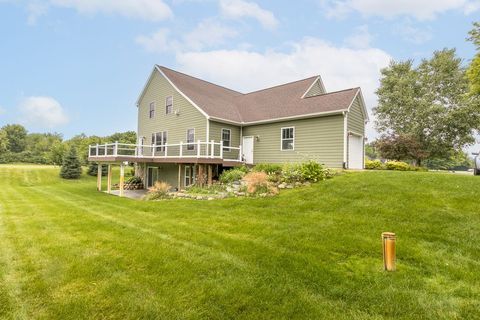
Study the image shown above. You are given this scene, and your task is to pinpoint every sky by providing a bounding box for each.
[0,0,479,149]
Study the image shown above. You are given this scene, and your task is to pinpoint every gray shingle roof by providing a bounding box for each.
[157,65,360,124]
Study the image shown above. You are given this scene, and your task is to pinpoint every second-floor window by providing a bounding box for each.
[149,102,155,118]
[165,96,173,114]
[186,128,195,151]
[222,128,231,151]
[152,131,167,152]
[281,127,295,150]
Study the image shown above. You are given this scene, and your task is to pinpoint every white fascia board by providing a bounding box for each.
[135,65,158,107]
[155,66,210,119]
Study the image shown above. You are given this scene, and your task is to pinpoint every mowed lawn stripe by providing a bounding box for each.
[0,165,479,319]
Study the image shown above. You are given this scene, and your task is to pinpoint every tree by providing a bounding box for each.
[467,22,480,95]
[375,134,429,165]
[364,142,379,160]
[87,162,107,176]
[60,146,82,179]
[0,128,8,153]
[48,141,66,165]
[108,131,137,144]
[2,124,27,152]
[374,49,480,164]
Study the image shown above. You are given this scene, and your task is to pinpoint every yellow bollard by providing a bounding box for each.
[382,232,396,271]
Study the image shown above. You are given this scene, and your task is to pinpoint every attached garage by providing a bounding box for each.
[348,133,364,169]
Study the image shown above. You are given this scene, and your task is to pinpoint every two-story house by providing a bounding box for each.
[88,65,368,195]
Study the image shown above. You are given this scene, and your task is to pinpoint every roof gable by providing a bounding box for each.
[137,65,363,125]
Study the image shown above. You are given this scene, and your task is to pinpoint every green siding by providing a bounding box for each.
[208,121,241,160]
[137,70,207,156]
[347,96,365,135]
[304,79,325,97]
[242,115,345,168]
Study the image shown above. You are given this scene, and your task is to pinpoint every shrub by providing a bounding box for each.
[144,181,171,200]
[87,162,107,176]
[253,163,282,175]
[242,171,278,195]
[299,160,325,182]
[219,168,246,183]
[385,161,410,171]
[60,146,82,179]
[365,159,384,170]
[281,163,302,183]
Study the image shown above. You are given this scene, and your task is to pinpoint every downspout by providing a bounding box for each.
[343,111,348,169]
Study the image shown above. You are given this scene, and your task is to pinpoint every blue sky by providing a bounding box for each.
[0,0,479,146]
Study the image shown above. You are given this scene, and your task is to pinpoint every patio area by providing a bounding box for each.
[106,189,147,200]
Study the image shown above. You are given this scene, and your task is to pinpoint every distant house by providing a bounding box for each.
[89,65,368,192]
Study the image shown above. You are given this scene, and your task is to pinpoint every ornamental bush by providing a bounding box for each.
[253,163,282,175]
[365,159,384,170]
[60,146,82,179]
[299,160,326,182]
[219,168,247,183]
[385,161,410,171]
[144,181,171,200]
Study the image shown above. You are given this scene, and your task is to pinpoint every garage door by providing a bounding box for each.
[348,134,363,169]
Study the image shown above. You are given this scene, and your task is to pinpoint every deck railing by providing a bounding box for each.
[88,141,243,162]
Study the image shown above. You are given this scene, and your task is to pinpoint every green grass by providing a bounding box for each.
[0,164,479,319]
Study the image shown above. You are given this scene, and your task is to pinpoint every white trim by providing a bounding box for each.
[136,65,158,107]
[301,76,326,99]
[206,119,210,143]
[348,130,364,137]
[221,128,231,152]
[346,88,369,122]
[280,127,295,151]
[209,109,345,127]
[155,66,210,119]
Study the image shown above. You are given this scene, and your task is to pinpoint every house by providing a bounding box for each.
[88,65,368,195]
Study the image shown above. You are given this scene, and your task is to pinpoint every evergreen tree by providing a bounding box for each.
[87,162,107,176]
[60,146,82,179]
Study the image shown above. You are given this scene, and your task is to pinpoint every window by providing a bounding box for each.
[281,127,294,150]
[149,102,155,118]
[152,131,167,152]
[222,128,231,151]
[186,129,195,151]
[165,96,173,114]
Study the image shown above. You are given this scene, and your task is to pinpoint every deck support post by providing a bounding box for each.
[178,164,182,191]
[107,164,112,194]
[119,163,125,197]
[198,164,204,187]
[207,164,212,186]
[97,163,102,191]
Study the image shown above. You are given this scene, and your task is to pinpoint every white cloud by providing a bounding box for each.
[136,20,238,53]
[323,0,479,20]
[219,0,278,29]
[344,25,373,48]
[394,21,433,44]
[136,28,171,53]
[21,0,172,22]
[183,19,238,50]
[175,37,392,138]
[26,1,49,25]
[19,96,69,128]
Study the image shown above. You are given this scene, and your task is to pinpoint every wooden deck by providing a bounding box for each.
[88,156,242,167]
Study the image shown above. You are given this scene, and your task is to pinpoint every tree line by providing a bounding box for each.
[0,123,136,166]
[371,22,480,169]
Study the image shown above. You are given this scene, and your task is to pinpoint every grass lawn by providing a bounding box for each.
[0,164,479,319]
